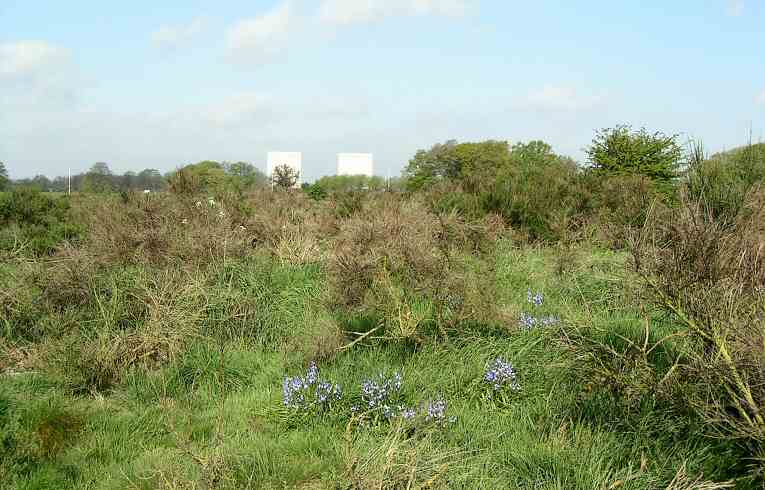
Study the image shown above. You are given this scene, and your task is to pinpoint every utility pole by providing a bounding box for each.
[68,168,71,195]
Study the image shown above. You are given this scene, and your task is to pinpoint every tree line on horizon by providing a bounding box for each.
[0,158,397,194]
[2,125,763,209]
[0,160,270,194]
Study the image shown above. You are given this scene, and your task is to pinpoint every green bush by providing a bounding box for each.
[687,142,765,223]
[404,139,587,242]
[481,142,585,241]
[586,125,683,197]
[304,182,328,201]
[0,188,83,255]
[425,183,484,220]
[313,175,385,193]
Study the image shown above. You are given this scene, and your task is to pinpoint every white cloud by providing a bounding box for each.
[201,91,370,128]
[204,91,273,127]
[0,40,77,112]
[517,85,604,112]
[727,0,744,16]
[319,0,467,25]
[756,88,765,105]
[0,40,69,80]
[226,2,293,61]
[151,17,207,48]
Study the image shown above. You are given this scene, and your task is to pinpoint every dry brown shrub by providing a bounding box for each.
[632,187,765,449]
[74,192,253,267]
[330,197,442,310]
[39,245,100,311]
[239,190,334,265]
[0,339,41,374]
[328,195,501,339]
[593,174,663,248]
[42,268,206,393]
[341,422,465,489]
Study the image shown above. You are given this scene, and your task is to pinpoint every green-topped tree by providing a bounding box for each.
[586,125,682,196]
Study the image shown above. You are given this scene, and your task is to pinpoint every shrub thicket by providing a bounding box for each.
[687,142,765,222]
[0,188,83,255]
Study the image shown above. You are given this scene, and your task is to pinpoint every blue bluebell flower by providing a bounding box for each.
[527,289,543,307]
[426,398,447,422]
[360,372,403,409]
[519,312,537,330]
[282,362,342,411]
[306,362,319,384]
[401,407,417,419]
[519,288,559,330]
[484,357,520,391]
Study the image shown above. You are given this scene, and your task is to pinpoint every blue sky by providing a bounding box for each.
[1,0,764,180]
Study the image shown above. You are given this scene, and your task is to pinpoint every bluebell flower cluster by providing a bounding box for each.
[518,288,560,330]
[419,397,457,426]
[527,289,543,307]
[283,367,460,428]
[360,372,403,409]
[425,398,448,422]
[484,357,520,391]
[316,380,342,403]
[519,312,537,330]
[350,373,457,426]
[401,407,418,419]
[282,362,341,411]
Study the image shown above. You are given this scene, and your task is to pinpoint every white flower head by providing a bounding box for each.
[238,225,246,232]
[181,218,189,225]
[218,210,226,218]
[195,201,202,208]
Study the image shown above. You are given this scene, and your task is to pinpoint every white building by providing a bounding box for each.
[267,151,302,187]
[337,153,374,177]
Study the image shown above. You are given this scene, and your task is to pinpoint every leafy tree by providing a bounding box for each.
[31,175,52,191]
[90,162,112,176]
[82,162,114,193]
[224,161,268,190]
[121,171,137,190]
[176,161,227,193]
[51,176,69,193]
[0,162,9,191]
[403,140,512,192]
[137,168,164,191]
[271,164,299,190]
[0,187,83,254]
[483,141,581,240]
[403,140,460,190]
[454,140,512,193]
[509,140,575,168]
[586,125,682,194]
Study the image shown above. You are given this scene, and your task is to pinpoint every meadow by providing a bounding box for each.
[1,136,764,489]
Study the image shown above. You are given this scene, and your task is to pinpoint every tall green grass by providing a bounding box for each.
[0,244,742,488]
